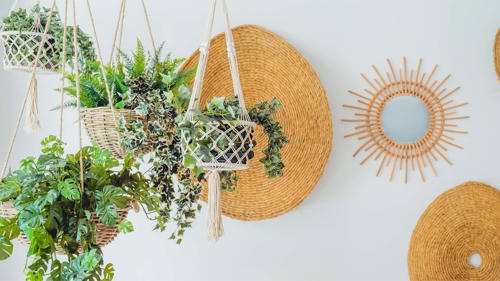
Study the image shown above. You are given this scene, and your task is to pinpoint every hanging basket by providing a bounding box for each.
[181,120,256,171]
[0,200,17,219]
[81,107,150,159]
[181,0,257,241]
[0,30,59,73]
[18,207,130,255]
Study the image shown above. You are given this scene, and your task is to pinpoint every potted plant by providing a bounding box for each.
[0,135,168,280]
[180,96,289,191]
[61,40,194,159]
[1,3,95,73]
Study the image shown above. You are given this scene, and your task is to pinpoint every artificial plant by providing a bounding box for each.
[0,136,167,280]
[61,40,201,243]
[2,3,96,69]
[179,96,289,191]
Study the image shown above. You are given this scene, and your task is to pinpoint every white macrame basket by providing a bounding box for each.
[182,0,256,241]
[1,20,58,73]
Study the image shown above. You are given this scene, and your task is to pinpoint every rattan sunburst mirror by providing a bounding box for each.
[343,57,469,183]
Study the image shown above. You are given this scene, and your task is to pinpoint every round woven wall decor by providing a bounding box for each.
[182,24,332,221]
[343,57,468,183]
[494,29,500,81]
[408,182,500,281]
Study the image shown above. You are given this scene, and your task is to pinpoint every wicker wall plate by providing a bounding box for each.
[81,107,149,159]
[494,29,500,81]
[408,182,500,281]
[182,25,332,221]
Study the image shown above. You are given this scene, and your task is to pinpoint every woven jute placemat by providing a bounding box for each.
[182,25,332,221]
[494,29,500,81]
[408,182,500,281]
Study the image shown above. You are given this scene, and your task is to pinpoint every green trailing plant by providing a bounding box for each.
[179,96,289,191]
[0,135,167,280]
[116,41,201,243]
[2,3,96,69]
[60,40,200,243]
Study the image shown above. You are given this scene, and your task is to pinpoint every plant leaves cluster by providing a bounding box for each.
[0,135,165,280]
[179,96,288,191]
[2,3,96,69]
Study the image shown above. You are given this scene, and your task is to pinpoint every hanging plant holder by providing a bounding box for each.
[0,17,59,73]
[17,207,130,254]
[181,0,256,241]
[81,107,150,159]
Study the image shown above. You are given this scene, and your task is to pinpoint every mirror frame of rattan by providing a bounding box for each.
[342,57,469,183]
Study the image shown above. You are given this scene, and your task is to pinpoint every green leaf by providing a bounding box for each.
[18,205,44,231]
[103,263,115,281]
[0,236,13,260]
[183,154,197,169]
[118,220,134,234]
[0,216,20,240]
[0,176,21,201]
[58,178,81,201]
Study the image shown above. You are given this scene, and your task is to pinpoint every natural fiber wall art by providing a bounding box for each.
[494,29,500,80]
[408,182,500,281]
[342,57,468,183]
[182,25,332,221]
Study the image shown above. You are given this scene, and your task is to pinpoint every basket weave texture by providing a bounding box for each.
[20,208,129,254]
[494,29,500,81]
[408,182,500,281]
[0,200,17,219]
[182,25,332,221]
[0,31,58,73]
[81,107,149,159]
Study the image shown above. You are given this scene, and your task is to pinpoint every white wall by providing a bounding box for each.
[1,0,500,280]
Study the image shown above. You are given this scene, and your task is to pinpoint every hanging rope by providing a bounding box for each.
[59,0,69,140]
[1,0,58,178]
[71,0,84,192]
[109,0,126,66]
[140,0,156,51]
[25,0,59,131]
[183,0,255,241]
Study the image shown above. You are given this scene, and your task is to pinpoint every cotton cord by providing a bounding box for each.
[25,0,58,131]
[1,0,58,179]
[140,0,156,51]
[206,170,223,241]
[71,0,84,192]
[85,0,126,157]
[24,76,40,132]
[109,0,126,66]
[59,0,69,140]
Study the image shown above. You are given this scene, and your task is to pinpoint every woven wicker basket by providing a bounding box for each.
[0,30,59,73]
[0,200,17,219]
[18,208,129,255]
[81,107,150,159]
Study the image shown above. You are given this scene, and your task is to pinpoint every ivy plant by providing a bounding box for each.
[0,135,166,280]
[2,3,96,69]
[179,96,289,191]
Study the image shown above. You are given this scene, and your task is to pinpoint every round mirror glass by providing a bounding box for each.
[381,95,430,144]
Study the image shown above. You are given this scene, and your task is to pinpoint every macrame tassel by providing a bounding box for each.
[207,170,224,241]
[24,76,40,132]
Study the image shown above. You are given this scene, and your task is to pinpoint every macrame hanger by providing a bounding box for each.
[185,0,250,241]
[24,0,58,132]
[0,0,58,179]
[184,0,250,123]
